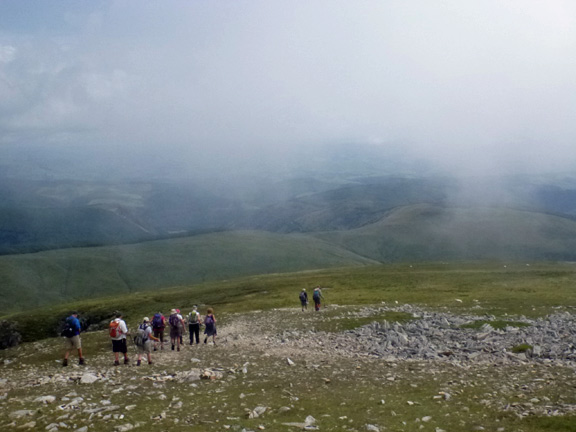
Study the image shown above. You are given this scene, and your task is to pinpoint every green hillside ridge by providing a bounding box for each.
[315,204,576,262]
[4,204,576,315]
[4,261,576,345]
[0,230,377,314]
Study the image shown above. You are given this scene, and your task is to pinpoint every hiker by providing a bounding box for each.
[151,312,166,350]
[313,286,323,311]
[188,305,202,345]
[135,317,160,366]
[168,308,185,351]
[109,312,129,365]
[299,288,308,311]
[62,311,85,366]
[176,308,184,345]
[203,307,217,345]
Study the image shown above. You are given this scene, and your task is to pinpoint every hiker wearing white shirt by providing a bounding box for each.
[109,312,129,366]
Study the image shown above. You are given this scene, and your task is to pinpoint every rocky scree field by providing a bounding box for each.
[1,303,576,432]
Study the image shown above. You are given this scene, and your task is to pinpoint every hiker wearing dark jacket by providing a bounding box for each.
[299,288,308,311]
[63,311,85,366]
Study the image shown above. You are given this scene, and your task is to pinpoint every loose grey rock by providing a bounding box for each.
[80,373,99,384]
[34,395,56,404]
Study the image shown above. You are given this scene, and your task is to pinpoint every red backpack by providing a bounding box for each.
[109,320,121,338]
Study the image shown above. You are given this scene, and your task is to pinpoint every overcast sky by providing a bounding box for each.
[1,1,575,176]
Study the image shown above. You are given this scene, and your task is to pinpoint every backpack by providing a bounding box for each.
[188,312,198,324]
[61,318,74,338]
[169,314,182,329]
[152,313,164,329]
[204,315,214,326]
[134,324,149,347]
[109,320,121,338]
[313,291,321,301]
[299,292,307,302]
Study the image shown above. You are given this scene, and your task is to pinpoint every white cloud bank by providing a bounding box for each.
[0,0,575,176]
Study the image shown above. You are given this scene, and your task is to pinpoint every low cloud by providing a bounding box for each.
[0,0,575,177]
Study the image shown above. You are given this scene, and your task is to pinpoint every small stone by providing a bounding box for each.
[305,415,317,426]
[34,396,56,404]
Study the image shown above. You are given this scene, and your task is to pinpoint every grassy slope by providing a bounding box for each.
[2,262,576,432]
[315,204,576,262]
[6,261,576,343]
[0,230,378,314]
[4,203,576,314]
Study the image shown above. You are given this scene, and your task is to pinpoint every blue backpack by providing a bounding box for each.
[152,313,164,328]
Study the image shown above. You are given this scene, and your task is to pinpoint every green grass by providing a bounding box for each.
[312,310,414,332]
[2,262,576,431]
[0,230,377,314]
[511,343,533,353]
[3,261,576,344]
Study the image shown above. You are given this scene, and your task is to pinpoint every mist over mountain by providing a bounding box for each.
[2,0,576,300]
[1,142,576,258]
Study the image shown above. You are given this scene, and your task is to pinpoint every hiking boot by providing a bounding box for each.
[177,347,180,352]
[171,344,175,351]
[79,358,85,366]
[114,360,120,366]
[124,358,129,365]
[136,360,141,366]
[148,361,153,365]
[62,359,68,367]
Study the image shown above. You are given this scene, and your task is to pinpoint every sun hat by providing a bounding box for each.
[143,317,149,322]
[171,308,177,314]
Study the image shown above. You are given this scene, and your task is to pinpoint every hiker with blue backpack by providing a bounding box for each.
[188,305,202,345]
[151,312,166,350]
[62,311,85,366]
[203,307,217,345]
[134,317,160,366]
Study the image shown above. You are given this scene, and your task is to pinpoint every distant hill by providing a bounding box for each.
[242,178,448,232]
[3,174,576,254]
[3,203,576,314]
[0,230,377,313]
[315,204,576,262]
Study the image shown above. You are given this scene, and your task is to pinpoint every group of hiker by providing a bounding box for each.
[62,305,218,367]
[300,286,324,311]
[63,286,325,367]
